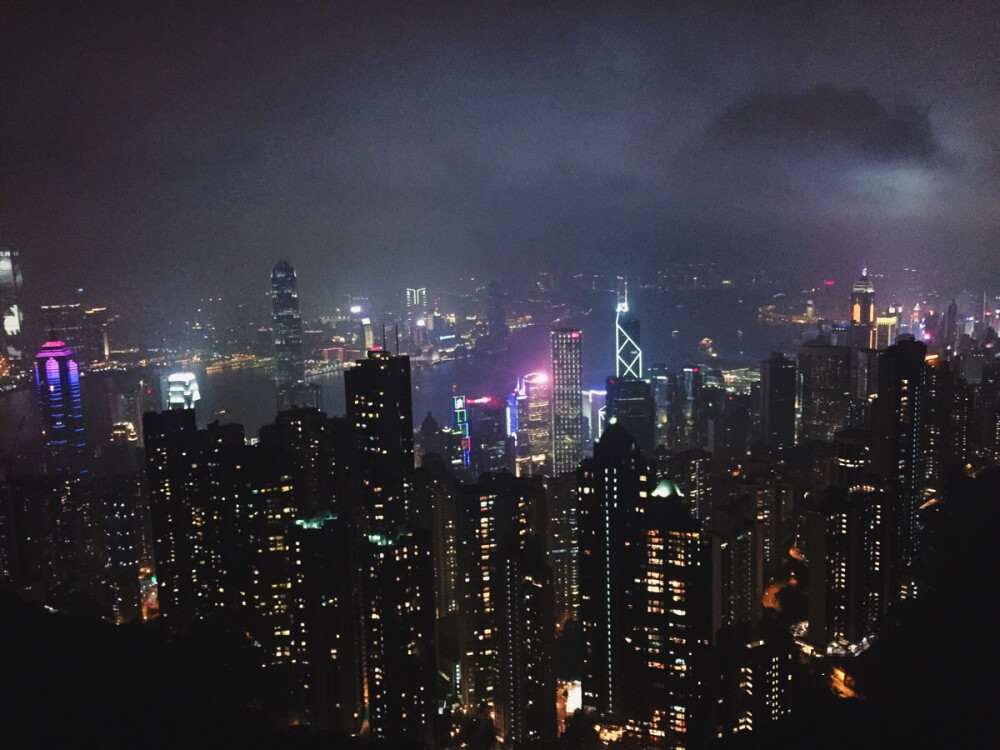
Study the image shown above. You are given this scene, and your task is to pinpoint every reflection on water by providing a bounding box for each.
[1,285,794,470]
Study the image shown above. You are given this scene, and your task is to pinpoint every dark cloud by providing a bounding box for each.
[712,84,938,161]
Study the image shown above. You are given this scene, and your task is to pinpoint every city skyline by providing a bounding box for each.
[3,4,1000,748]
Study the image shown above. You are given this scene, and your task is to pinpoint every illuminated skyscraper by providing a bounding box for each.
[514,372,552,476]
[35,339,88,477]
[551,329,583,475]
[0,248,24,360]
[850,270,875,325]
[271,260,304,385]
[615,291,642,380]
[405,287,427,313]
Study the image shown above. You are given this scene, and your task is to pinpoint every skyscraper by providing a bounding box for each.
[271,260,304,385]
[872,338,928,569]
[344,350,414,532]
[850,270,875,325]
[0,248,24,361]
[551,329,583,475]
[615,293,642,380]
[405,287,427,314]
[513,372,552,476]
[344,350,436,744]
[760,352,796,449]
[34,339,88,477]
[605,376,655,455]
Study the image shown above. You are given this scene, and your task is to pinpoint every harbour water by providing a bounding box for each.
[1,284,795,473]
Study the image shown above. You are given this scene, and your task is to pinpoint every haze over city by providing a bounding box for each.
[3,1,999,313]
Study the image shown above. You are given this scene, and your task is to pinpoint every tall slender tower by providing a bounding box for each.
[344,350,436,745]
[0,248,24,361]
[760,352,796,449]
[34,339,88,477]
[551,329,583,475]
[271,260,304,385]
[615,283,642,380]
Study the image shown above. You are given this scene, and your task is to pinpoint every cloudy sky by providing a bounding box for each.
[2,1,998,313]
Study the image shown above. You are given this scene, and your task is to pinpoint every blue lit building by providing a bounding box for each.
[34,339,88,477]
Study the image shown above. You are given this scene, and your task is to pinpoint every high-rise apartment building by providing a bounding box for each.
[271,260,305,385]
[551,329,583,475]
[344,350,414,532]
[798,341,853,442]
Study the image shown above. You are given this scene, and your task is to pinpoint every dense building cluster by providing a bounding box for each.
[2,262,999,748]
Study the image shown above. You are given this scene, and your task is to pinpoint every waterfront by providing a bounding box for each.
[0,284,793,473]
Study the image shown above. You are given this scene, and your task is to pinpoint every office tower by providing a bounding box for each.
[468,396,513,476]
[360,317,375,352]
[615,293,642,379]
[871,338,928,569]
[449,395,473,475]
[798,341,853,442]
[109,379,155,447]
[551,329,584,475]
[35,339,88,477]
[487,280,507,346]
[406,287,428,314]
[806,487,889,651]
[850,270,875,325]
[164,371,200,410]
[344,350,414,532]
[581,388,607,447]
[875,311,899,350]
[41,303,85,357]
[271,260,305,385]
[760,353,796,449]
[0,248,24,360]
[513,372,552,476]
[605,376,655,455]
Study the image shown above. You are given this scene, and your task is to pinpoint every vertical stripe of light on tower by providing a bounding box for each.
[615,291,642,380]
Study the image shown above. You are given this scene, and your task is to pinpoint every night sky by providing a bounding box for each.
[2,1,998,314]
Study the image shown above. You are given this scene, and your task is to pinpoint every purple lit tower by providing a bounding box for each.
[35,339,88,477]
